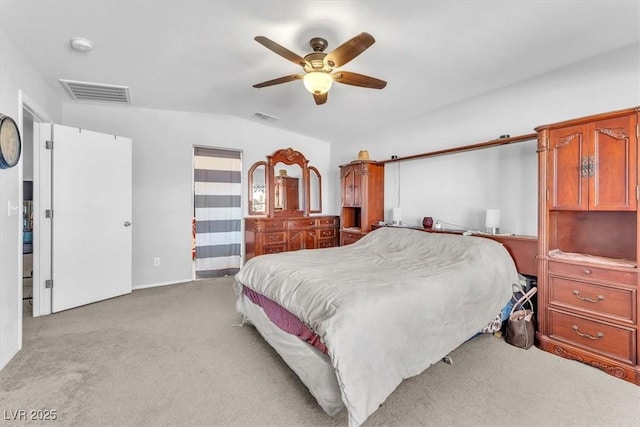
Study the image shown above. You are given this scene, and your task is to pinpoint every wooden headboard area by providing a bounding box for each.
[371,225,539,277]
[479,233,538,277]
[372,133,541,277]
[422,229,538,276]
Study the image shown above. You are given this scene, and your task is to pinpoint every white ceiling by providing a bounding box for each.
[2,1,639,143]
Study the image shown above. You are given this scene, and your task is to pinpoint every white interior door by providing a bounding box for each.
[51,124,132,312]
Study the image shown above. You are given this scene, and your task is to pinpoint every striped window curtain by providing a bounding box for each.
[193,147,242,278]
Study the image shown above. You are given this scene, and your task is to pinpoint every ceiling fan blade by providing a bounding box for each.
[253,74,303,88]
[333,71,387,89]
[254,36,307,67]
[325,32,375,68]
[313,93,328,105]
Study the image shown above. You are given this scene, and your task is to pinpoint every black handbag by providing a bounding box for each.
[505,286,537,349]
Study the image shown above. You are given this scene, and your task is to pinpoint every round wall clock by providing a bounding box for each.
[0,114,22,169]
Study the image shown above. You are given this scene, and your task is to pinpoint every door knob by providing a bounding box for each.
[124,221,131,227]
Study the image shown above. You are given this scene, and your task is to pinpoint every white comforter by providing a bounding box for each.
[234,227,519,426]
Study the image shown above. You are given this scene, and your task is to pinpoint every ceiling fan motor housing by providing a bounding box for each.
[303,52,330,72]
[309,37,328,52]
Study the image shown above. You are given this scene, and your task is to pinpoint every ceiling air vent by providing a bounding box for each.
[59,79,131,103]
[253,111,279,123]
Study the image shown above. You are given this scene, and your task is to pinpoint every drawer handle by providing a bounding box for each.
[572,325,604,340]
[572,290,604,303]
[268,235,280,241]
[582,269,592,275]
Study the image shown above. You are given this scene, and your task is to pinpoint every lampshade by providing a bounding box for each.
[485,209,501,234]
[303,72,333,95]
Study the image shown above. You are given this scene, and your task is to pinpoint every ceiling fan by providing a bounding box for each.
[252,32,387,105]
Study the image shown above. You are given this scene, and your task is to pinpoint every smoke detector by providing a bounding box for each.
[70,37,93,52]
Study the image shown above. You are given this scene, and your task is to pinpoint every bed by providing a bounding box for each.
[234,226,522,426]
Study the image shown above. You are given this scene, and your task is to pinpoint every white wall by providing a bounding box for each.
[61,104,332,288]
[0,30,62,368]
[330,44,640,236]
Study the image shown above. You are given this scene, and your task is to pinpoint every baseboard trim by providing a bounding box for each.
[133,279,193,291]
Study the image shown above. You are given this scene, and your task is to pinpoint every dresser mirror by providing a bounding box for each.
[248,161,267,215]
[273,162,303,213]
[309,166,322,213]
[248,148,321,217]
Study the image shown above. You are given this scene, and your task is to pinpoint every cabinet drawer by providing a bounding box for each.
[317,217,338,227]
[288,219,316,229]
[548,261,636,286]
[262,232,286,244]
[262,244,287,255]
[549,276,636,323]
[341,231,364,246]
[318,228,336,239]
[318,239,337,249]
[548,310,635,364]
[262,220,286,230]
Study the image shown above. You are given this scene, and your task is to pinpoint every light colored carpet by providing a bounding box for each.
[1,276,639,426]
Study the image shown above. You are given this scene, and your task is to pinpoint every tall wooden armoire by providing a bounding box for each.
[536,107,639,385]
[339,161,384,245]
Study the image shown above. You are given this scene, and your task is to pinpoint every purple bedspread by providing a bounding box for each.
[242,285,328,354]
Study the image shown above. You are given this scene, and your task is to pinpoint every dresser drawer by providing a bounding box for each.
[261,232,286,244]
[261,220,286,230]
[318,228,336,239]
[288,219,317,229]
[318,239,337,249]
[548,261,636,286]
[549,276,636,323]
[317,217,338,227]
[341,230,364,246]
[262,243,287,255]
[548,310,635,364]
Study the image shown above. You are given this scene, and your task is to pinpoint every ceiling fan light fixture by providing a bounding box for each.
[253,33,384,104]
[303,72,333,95]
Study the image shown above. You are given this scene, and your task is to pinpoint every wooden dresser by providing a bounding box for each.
[536,107,639,385]
[245,216,339,261]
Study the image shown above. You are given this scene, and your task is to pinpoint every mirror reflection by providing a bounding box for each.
[248,161,267,215]
[274,163,303,211]
[309,166,321,213]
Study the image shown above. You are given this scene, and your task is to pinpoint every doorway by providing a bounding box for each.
[23,179,33,317]
[19,94,133,316]
[19,95,47,318]
[192,147,242,278]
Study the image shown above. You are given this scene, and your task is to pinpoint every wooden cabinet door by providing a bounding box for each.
[287,229,317,251]
[341,165,362,207]
[548,114,637,212]
[589,114,637,211]
[304,229,317,249]
[287,230,305,251]
[548,124,589,210]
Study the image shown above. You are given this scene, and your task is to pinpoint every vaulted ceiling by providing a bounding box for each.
[2,1,638,143]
